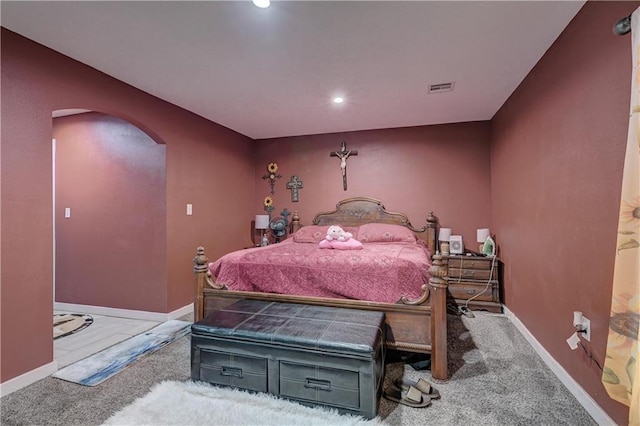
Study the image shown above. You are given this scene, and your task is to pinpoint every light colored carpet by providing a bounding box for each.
[103,380,380,426]
[0,312,597,425]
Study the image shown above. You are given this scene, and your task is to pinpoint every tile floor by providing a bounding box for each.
[53,310,160,368]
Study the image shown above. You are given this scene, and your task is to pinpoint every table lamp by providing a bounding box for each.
[477,228,490,252]
[255,214,270,246]
[439,228,451,255]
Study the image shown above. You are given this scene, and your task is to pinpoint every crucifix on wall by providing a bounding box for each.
[286,175,303,202]
[330,141,358,191]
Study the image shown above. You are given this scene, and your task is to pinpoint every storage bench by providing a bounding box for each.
[191,299,386,419]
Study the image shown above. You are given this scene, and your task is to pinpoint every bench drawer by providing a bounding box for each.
[197,349,267,393]
[279,361,360,410]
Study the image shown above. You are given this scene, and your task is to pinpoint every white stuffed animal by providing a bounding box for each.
[326,225,353,242]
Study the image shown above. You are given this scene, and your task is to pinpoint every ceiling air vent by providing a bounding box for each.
[428,82,455,94]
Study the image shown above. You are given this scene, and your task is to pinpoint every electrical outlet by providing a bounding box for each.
[582,315,591,341]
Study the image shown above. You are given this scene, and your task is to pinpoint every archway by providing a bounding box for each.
[51,110,167,365]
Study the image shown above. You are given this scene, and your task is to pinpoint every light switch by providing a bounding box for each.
[186,204,193,216]
[64,207,71,218]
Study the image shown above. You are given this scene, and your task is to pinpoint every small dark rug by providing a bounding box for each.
[53,314,93,340]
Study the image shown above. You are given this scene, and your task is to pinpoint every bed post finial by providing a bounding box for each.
[426,211,437,225]
[291,211,301,234]
[193,247,208,321]
[193,246,208,272]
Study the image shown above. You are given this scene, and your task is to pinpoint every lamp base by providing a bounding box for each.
[441,242,450,255]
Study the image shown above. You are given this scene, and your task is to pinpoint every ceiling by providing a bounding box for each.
[1,1,586,140]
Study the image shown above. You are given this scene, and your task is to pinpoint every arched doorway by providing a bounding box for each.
[51,110,167,366]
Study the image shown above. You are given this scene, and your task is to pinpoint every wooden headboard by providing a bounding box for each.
[311,197,438,254]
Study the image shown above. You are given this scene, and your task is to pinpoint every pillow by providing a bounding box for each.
[319,238,363,250]
[292,225,329,243]
[292,225,359,243]
[357,223,417,243]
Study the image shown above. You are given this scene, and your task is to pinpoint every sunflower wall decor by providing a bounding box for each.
[263,195,274,215]
[262,162,282,195]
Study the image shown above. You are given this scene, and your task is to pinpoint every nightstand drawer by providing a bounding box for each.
[447,268,495,280]
[447,281,497,302]
[448,257,495,270]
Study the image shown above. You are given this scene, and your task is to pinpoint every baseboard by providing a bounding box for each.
[167,303,194,320]
[0,361,58,398]
[502,305,615,426]
[54,302,194,322]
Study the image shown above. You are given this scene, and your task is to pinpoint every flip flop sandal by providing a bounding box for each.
[394,377,441,400]
[383,385,431,408]
[447,302,462,315]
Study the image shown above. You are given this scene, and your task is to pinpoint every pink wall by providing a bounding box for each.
[1,29,254,383]
[2,2,637,421]
[491,2,638,423]
[254,122,493,247]
[54,113,167,311]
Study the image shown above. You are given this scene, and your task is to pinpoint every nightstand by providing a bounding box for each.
[446,255,501,313]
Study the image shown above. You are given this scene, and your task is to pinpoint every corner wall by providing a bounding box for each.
[490,2,638,423]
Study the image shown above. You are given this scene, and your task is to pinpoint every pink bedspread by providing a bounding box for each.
[208,239,432,303]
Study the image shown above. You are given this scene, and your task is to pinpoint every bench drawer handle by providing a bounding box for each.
[221,366,243,378]
[305,378,331,391]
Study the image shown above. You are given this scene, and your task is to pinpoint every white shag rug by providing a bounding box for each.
[103,380,382,426]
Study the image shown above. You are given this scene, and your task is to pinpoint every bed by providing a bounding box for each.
[193,197,449,380]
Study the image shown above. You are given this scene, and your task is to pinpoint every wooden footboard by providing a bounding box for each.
[193,247,449,380]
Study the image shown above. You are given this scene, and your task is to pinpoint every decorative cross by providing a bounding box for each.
[286,175,303,202]
[330,141,358,191]
[262,162,282,195]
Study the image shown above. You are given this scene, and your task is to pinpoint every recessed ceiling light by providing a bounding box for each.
[333,97,345,104]
[252,0,270,8]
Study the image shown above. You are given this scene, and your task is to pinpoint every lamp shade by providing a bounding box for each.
[477,228,490,243]
[255,215,270,230]
[439,228,451,242]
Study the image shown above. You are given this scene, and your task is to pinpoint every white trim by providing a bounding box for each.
[52,138,56,299]
[0,361,58,398]
[502,306,615,426]
[53,302,193,322]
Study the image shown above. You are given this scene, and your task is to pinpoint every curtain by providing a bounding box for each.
[603,8,640,425]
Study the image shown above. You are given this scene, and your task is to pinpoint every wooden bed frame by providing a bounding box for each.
[193,197,449,380]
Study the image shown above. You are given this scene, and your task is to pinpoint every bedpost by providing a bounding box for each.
[426,211,437,255]
[428,253,449,380]
[291,211,301,234]
[193,246,208,322]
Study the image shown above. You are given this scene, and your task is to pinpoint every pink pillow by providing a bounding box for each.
[319,238,363,250]
[357,223,417,243]
[293,225,359,243]
[293,226,329,243]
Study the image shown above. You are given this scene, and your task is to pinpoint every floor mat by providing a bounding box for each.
[53,320,190,386]
[53,314,93,340]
